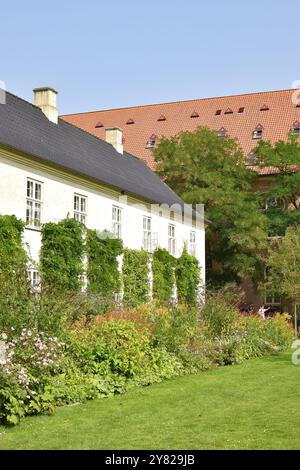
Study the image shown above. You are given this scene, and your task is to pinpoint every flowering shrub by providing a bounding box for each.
[0,329,64,424]
[0,298,294,426]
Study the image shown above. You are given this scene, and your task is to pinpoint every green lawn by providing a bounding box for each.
[0,352,299,450]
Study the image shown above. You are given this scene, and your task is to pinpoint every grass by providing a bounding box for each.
[0,352,299,450]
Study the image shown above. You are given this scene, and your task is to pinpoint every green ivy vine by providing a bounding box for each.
[122,249,150,307]
[175,247,200,305]
[0,215,27,276]
[86,230,123,304]
[152,248,176,303]
[40,218,84,291]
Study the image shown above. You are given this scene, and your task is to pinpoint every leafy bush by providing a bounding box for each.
[0,329,64,424]
[67,319,155,378]
[200,293,238,339]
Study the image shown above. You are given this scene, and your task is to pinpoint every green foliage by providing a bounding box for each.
[200,293,238,339]
[255,134,300,210]
[152,248,176,303]
[265,226,300,303]
[254,135,300,241]
[0,216,31,333]
[175,247,200,305]
[154,126,268,286]
[68,320,153,378]
[86,230,123,306]
[122,249,150,306]
[40,218,84,292]
[0,215,27,275]
[265,208,300,237]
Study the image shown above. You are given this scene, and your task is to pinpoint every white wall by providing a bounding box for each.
[0,150,205,285]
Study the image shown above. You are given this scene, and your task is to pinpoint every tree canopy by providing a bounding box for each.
[265,226,300,304]
[154,127,268,286]
[254,134,300,237]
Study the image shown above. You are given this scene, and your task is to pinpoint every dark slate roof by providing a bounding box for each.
[0,91,185,207]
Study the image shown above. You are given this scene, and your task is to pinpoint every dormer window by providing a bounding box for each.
[246,152,256,166]
[238,107,245,114]
[95,122,104,128]
[252,125,263,140]
[190,111,199,118]
[146,134,157,149]
[260,105,269,111]
[157,115,167,122]
[126,118,135,125]
[291,121,300,135]
[218,128,227,139]
[215,110,222,116]
[224,108,233,115]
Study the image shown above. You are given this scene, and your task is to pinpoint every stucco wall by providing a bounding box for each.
[0,150,205,285]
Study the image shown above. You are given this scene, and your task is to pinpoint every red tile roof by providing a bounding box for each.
[61,89,300,173]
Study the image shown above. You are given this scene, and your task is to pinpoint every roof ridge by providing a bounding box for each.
[2,88,45,113]
[60,117,142,162]
[3,87,143,164]
[60,88,295,117]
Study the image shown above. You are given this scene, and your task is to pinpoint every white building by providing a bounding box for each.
[0,87,205,288]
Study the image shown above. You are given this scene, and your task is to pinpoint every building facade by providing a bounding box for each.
[0,88,205,290]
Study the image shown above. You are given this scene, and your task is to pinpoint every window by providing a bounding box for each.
[252,129,263,140]
[260,105,269,112]
[190,111,199,118]
[168,224,176,255]
[26,179,42,227]
[291,121,300,135]
[79,274,88,292]
[142,216,152,251]
[112,205,122,239]
[238,107,245,114]
[157,115,167,122]
[189,231,196,256]
[74,194,87,225]
[265,197,286,210]
[215,110,222,116]
[146,134,157,149]
[28,269,41,291]
[95,122,104,128]
[126,118,135,125]
[218,128,226,139]
[224,108,233,115]
[246,152,256,166]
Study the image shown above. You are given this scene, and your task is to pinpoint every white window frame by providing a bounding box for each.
[189,230,196,256]
[26,178,43,228]
[74,194,87,225]
[112,205,122,239]
[143,216,152,252]
[253,130,263,140]
[168,224,176,256]
[28,269,41,292]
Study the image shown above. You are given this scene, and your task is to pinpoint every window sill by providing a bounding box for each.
[25,225,42,233]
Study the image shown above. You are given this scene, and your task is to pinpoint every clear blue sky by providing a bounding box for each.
[2,0,300,114]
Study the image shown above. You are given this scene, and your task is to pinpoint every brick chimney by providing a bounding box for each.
[33,87,58,124]
[105,127,123,154]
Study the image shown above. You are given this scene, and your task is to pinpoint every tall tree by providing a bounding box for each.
[254,134,300,236]
[154,127,268,286]
[266,226,300,309]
